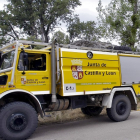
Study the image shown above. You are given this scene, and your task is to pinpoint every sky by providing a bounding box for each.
[0,0,9,10]
[0,0,111,17]
[0,0,118,45]
[75,0,111,22]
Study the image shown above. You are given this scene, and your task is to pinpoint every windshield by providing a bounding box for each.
[0,50,15,70]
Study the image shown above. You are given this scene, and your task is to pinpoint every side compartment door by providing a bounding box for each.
[15,51,51,95]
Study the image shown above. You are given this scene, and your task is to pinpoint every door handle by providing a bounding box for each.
[22,71,26,75]
[42,77,48,79]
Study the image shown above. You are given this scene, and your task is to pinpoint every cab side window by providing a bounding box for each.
[18,53,46,71]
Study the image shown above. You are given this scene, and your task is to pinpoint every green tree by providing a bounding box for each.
[51,30,70,44]
[0,10,19,46]
[97,0,140,49]
[6,0,81,43]
[67,17,100,42]
[83,21,100,41]
[20,36,44,49]
[67,16,81,42]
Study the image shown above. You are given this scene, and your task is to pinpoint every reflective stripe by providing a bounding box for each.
[31,91,50,95]
[63,90,111,96]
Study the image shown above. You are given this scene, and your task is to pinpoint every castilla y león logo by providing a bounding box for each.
[21,76,26,84]
[71,59,83,80]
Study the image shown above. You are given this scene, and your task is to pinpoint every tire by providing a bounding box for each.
[0,101,38,140]
[106,95,131,122]
[81,106,103,116]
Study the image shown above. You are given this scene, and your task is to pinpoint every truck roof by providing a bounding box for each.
[1,40,140,57]
[0,40,51,53]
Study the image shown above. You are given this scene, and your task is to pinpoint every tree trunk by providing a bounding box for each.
[44,34,49,43]
[39,14,49,43]
[130,0,138,49]
[9,23,19,39]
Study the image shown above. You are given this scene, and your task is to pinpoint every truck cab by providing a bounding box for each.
[0,44,51,95]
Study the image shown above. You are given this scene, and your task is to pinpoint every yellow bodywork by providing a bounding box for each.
[0,47,139,97]
[0,48,51,94]
[59,49,121,96]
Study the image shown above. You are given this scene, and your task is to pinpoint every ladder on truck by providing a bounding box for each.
[1,40,140,55]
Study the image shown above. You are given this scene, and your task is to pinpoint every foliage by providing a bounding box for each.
[0,10,19,46]
[4,0,81,43]
[20,36,43,49]
[51,31,70,44]
[97,0,140,49]
[26,36,42,42]
[67,17,100,42]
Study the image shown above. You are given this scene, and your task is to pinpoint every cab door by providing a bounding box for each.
[15,50,51,95]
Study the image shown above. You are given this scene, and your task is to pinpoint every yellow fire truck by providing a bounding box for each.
[0,40,139,140]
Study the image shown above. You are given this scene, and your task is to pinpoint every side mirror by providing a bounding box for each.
[23,53,28,66]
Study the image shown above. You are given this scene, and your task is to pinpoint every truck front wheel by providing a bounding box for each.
[0,101,38,140]
[106,95,131,122]
[81,106,103,116]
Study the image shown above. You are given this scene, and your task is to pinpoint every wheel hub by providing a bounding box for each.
[116,101,126,115]
[9,114,27,131]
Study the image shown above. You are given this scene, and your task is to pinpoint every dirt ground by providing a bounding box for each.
[39,99,140,125]
[137,100,140,110]
[39,108,106,125]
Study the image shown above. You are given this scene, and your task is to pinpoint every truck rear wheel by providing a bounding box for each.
[0,101,38,140]
[106,95,131,122]
[81,106,103,116]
